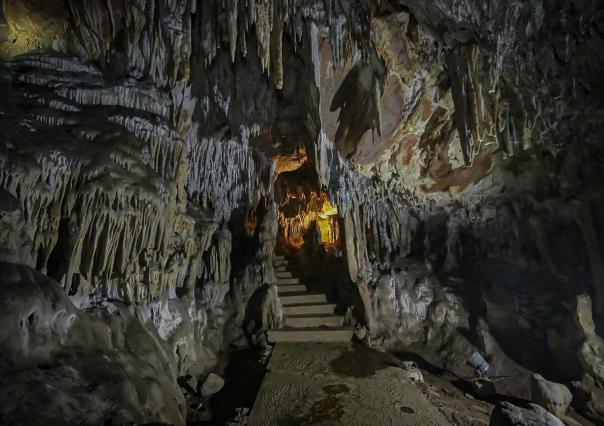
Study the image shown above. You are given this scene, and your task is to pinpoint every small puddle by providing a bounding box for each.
[307,396,345,423]
[394,400,415,414]
[322,384,350,395]
[278,395,345,425]
[329,345,399,378]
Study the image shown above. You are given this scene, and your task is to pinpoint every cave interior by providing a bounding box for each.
[0,0,604,425]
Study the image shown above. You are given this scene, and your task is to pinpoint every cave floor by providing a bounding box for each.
[247,342,449,426]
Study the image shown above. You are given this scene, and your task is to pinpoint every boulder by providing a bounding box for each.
[244,284,283,335]
[572,375,604,424]
[530,374,572,418]
[490,402,564,426]
[401,361,424,383]
[200,373,225,397]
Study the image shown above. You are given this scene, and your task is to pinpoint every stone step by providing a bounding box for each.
[284,315,344,328]
[274,255,285,261]
[274,266,287,272]
[275,271,293,278]
[282,303,337,316]
[268,328,352,343]
[277,277,299,285]
[277,284,307,293]
[280,293,327,305]
[274,260,288,267]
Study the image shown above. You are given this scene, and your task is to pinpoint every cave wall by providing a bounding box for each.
[0,1,379,423]
[1,0,604,423]
[0,1,281,423]
[309,0,604,401]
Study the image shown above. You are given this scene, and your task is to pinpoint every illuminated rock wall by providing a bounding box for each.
[308,1,604,406]
[0,0,604,423]
[276,189,339,250]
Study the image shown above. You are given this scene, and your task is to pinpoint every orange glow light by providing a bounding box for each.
[278,191,339,249]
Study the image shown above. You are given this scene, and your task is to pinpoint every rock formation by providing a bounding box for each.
[0,0,603,424]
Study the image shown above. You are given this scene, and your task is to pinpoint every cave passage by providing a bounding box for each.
[0,1,603,425]
[277,187,340,252]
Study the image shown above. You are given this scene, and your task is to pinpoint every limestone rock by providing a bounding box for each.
[401,361,424,383]
[575,295,604,386]
[0,1,604,424]
[530,374,572,418]
[201,373,225,397]
[572,374,604,424]
[354,326,368,342]
[490,402,564,426]
[0,262,185,425]
[245,284,283,334]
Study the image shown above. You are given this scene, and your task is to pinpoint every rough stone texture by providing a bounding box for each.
[308,1,604,411]
[0,0,603,423]
[490,402,564,426]
[575,294,604,385]
[531,374,572,418]
[0,51,268,384]
[571,294,604,424]
[0,262,185,425]
[248,342,448,425]
[0,3,281,422]
[201,373,225,397]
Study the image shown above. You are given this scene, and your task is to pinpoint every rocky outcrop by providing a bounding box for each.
[1,0,604,423]
[531,374,572,418]
[306,0,604,394]
[571,294,604,424]
[0,3,283,421]
[490,402,564,426]
[575,294,604,384]
[0,262,185,425]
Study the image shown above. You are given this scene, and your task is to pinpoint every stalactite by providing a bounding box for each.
[186,133,274,221]
[276,189,338,249]
[1,1,603,424]
[0,50,268,395]
[191,0,373,89]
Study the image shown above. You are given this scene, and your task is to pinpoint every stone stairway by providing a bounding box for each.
[268,255,353,342]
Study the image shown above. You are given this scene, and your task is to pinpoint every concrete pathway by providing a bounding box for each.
[269,256,352,342]
[248,342,449,425]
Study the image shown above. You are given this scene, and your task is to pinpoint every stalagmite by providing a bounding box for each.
[0,1,603,424]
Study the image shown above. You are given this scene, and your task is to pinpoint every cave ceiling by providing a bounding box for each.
[0,0,604,424]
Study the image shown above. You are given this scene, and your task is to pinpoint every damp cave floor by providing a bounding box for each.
[246,342,449,426]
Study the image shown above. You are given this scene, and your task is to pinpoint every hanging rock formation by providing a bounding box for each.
[0,0,603,424]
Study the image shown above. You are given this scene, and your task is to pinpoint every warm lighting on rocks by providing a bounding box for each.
[243,212,257,236]
[271,146,308,176]
[278,191,339,249]
[0,1,67,59]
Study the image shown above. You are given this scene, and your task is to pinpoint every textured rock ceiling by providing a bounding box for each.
[0,0,604,424]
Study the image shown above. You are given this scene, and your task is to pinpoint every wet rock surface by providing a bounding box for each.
[248,342,448,425]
